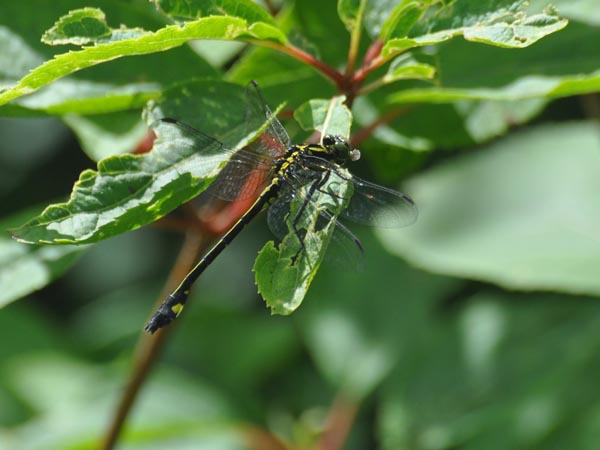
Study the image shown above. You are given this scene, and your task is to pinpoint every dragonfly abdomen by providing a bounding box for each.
[144,182,280,334]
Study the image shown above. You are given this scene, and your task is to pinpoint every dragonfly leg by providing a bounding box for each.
[290,171,332,264]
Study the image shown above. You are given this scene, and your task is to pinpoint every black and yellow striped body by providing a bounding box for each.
[144,144,333,334]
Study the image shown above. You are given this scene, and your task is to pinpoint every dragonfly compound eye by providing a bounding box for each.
[322,135,335,146]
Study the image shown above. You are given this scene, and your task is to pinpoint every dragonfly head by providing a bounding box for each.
[322,135,361,164]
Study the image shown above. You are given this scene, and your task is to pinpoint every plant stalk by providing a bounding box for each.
[257,41,345,88]
[100,231,206,450]
[317,394,359,450]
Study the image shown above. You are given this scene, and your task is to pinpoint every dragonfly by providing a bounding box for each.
[144,81,417,334]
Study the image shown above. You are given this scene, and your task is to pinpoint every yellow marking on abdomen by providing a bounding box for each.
[171,303,184,316]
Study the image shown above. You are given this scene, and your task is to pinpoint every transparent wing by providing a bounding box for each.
[299,155,418,228]
[150,82,288,202]
[244,81,290,159]
[151,117,274,202]
[341,175,417,227]
[267,171,364,271]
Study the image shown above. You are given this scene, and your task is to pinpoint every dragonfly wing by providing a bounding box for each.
[298,156,417,228]
[205,155,272,201]
[244,81,290,159]
[267,174,364,271]
[301,155,418,228]
[341,175,418,228]
[152,117,274,202]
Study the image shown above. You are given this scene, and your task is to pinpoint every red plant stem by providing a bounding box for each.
[258,41,345,89]
[362,40,384,69]
[263,0,278,16]
[241,424,290,450]
[317,395,359,450]
[353,40,387,87]
[132,129,156,155]
[100,231,206,450]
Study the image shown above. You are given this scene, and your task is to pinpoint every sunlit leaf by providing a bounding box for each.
[255,168,354,315]
[294,96,352,139]
[0,209,85,308]
[9,81,258,245]
[382,53,436,84]
[379,121,600,295]
[338,0,363,31]
[63,113,150,161]
[154,0,275,25]
[0,10,286,107]
[382,2,567,56]
[41,7,142,46]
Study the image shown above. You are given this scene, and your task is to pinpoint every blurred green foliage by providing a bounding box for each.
[1,1,600,449]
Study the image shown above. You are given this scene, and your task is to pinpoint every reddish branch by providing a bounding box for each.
[263,0,278,16]
[241,424,290,450]
[100,231,207,450]
[353,40,386,85]
[259,41,346,89]
[317,395,359,450]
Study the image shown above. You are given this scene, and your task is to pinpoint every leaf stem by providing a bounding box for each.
[353,40,388,86]
[100,231,207,450]
[344,0,367,81]
[317,394,359,450]
[241,424,291,450]
[263,0,278,16]
[258,41,345,88]
[356,77,386,96]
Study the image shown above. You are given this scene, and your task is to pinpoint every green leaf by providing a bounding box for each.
[382,1,568,56]
[0,3,219,117]
[389,72,600,103]
[378,121,600,296]
[287,0,351,68]
[386,21,600,104]
[294,96,352,139]
[255,168,354,315]
[530,0,600,26]
[0,11,286,107]
[9,80,261,245]
[354,92,546,160]
[337,0,361,31]
[0,26,44,88]
[63,112,150,161]
[379,1,425,41]
[378,290,600,450]
[5,354,239,449]
[0,209,85,309]
[13,79,162,115]
[0,240,84,309]
[154,0,275,25]
[41,7,137,46]
[382,53,436,84]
